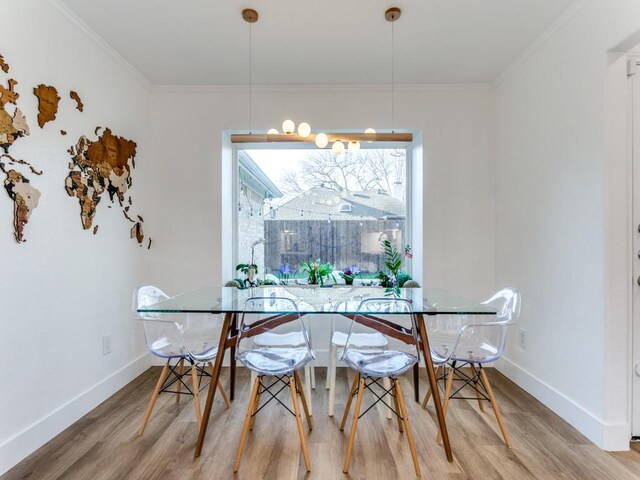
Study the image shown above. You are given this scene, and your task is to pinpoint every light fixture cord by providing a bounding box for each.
[391,18,395,133]
[249,21,253,134]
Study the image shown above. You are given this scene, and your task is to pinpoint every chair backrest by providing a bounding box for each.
[340,298,420,363]
[450,287,521,364]
[236,296,313,359]
[133,285,184,358]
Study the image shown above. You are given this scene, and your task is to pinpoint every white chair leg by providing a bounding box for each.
[328,344,338,416]
[310,362,316,389]
[325,345,335,390]
[304,364,313,416]
[383,377,392,419]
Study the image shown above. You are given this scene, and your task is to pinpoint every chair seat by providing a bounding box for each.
[331,331,388,348]
[149,339,186,358]
[342,348,418,377]
[254,331,308,347]
[237,347,313,375]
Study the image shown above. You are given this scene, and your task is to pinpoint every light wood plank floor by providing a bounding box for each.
[4,367,640,480]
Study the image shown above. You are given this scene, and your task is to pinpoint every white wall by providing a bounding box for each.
[148,85,496,303]
[0,0,153,474]
[493,0,640,451]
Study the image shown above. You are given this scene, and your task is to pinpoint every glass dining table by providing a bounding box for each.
[138,285,498,463]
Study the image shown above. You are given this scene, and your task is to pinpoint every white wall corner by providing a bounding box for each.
[0,354,152,476]
[497,356,630,451]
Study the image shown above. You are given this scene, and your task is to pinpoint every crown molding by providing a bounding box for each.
[491,0,588,89]
[151,83,491,94]
[47,0,152,89]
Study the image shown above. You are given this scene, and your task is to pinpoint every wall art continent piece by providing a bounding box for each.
[1,155,41,243]
[0,78,30,153]
[33,84,60,128]
[66,128,148,246]
[70,91,83,112]
[0,53,9,73]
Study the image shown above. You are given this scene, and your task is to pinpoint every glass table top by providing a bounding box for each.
[137,286,497,316]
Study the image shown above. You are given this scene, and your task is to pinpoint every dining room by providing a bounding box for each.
[2,0,640,479]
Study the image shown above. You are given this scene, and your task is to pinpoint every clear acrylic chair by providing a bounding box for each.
[234,296,315,473]
[423,288,521,448]
[133,286,230,437]
[326,313,391,418]
[339,298,421,476]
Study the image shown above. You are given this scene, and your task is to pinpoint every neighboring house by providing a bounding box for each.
[237,151,283,271]
[264,186,405,274]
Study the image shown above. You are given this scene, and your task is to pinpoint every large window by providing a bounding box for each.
[234,145,409,282]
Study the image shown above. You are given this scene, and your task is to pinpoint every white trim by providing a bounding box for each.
[47,0,152,88]
[497,356,630,451]
[151,83,492,94]
[491,0,588,88]
[0,353,151,476]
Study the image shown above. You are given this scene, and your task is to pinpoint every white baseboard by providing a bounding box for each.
[0,353,151,476]
[497,356,630,451]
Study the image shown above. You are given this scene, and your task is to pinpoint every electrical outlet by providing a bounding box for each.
[518,328,527,350]
[102,334,112,356]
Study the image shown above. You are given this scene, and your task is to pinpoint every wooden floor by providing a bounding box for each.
[4,367,640,480]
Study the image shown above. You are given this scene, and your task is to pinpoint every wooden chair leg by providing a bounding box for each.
[479,368,512,448]
[289,376,312,472]
[175,358,185,403]
[191,362,202,428]
[234,376,260,473]
[294,371,313,430]
[396,379,421,477]
[209,361,231,409]
[383,377,392,419]
[392,381,403,433]
[422,365,442,409]
[138,361,171,436]
[303,365,313,416]
[249,377,262,431]
[470,364,485,412]
[328,344,338,416]
[340,372,360,431]
[343,376,366,474]
[437,363,456,445]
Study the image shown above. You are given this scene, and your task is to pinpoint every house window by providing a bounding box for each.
[234,145,410,282]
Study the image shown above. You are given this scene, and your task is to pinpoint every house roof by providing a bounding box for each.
[238,151,283,199]
[268,186,405,221]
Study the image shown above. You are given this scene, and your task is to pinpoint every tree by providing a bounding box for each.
[280,149,406,195]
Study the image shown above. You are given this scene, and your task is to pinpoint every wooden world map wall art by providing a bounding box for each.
[0,51,150,247]
[33,84,60,128]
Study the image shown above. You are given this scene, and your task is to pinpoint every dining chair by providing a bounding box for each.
[133,286,230,437]
[423,288,521,448]
[339,298,421,476]
[325,313,391,418]
[234,296,315,473]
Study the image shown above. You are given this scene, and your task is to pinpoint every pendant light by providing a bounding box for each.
[243,9,258,134]
[386,7,401,133]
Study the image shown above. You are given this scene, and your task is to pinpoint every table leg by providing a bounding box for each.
[195,312,233,458]
[413,364,420,402]
[416,313,453,462]
[229,313,237,401]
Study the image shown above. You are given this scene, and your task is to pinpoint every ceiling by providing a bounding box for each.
[59,0,577,85]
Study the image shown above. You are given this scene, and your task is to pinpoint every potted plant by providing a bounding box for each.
[278,264,292,285]
[340,266,360,286]
[300,259,335,286]
[236,263,258,287]
[375,240,413,288]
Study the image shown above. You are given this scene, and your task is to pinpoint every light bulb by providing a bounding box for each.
[315,132,329,148]
[331,140,345,156]
[364,128,376,143]
[267,128,278,135]
[298,122,311,138]
[282,119,295,134]
[348,141,360,153]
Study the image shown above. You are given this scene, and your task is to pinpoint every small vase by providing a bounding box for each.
[246,267,255,284]
[345,278,354,286]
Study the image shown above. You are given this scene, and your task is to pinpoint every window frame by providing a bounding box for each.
[231,140,413,280]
